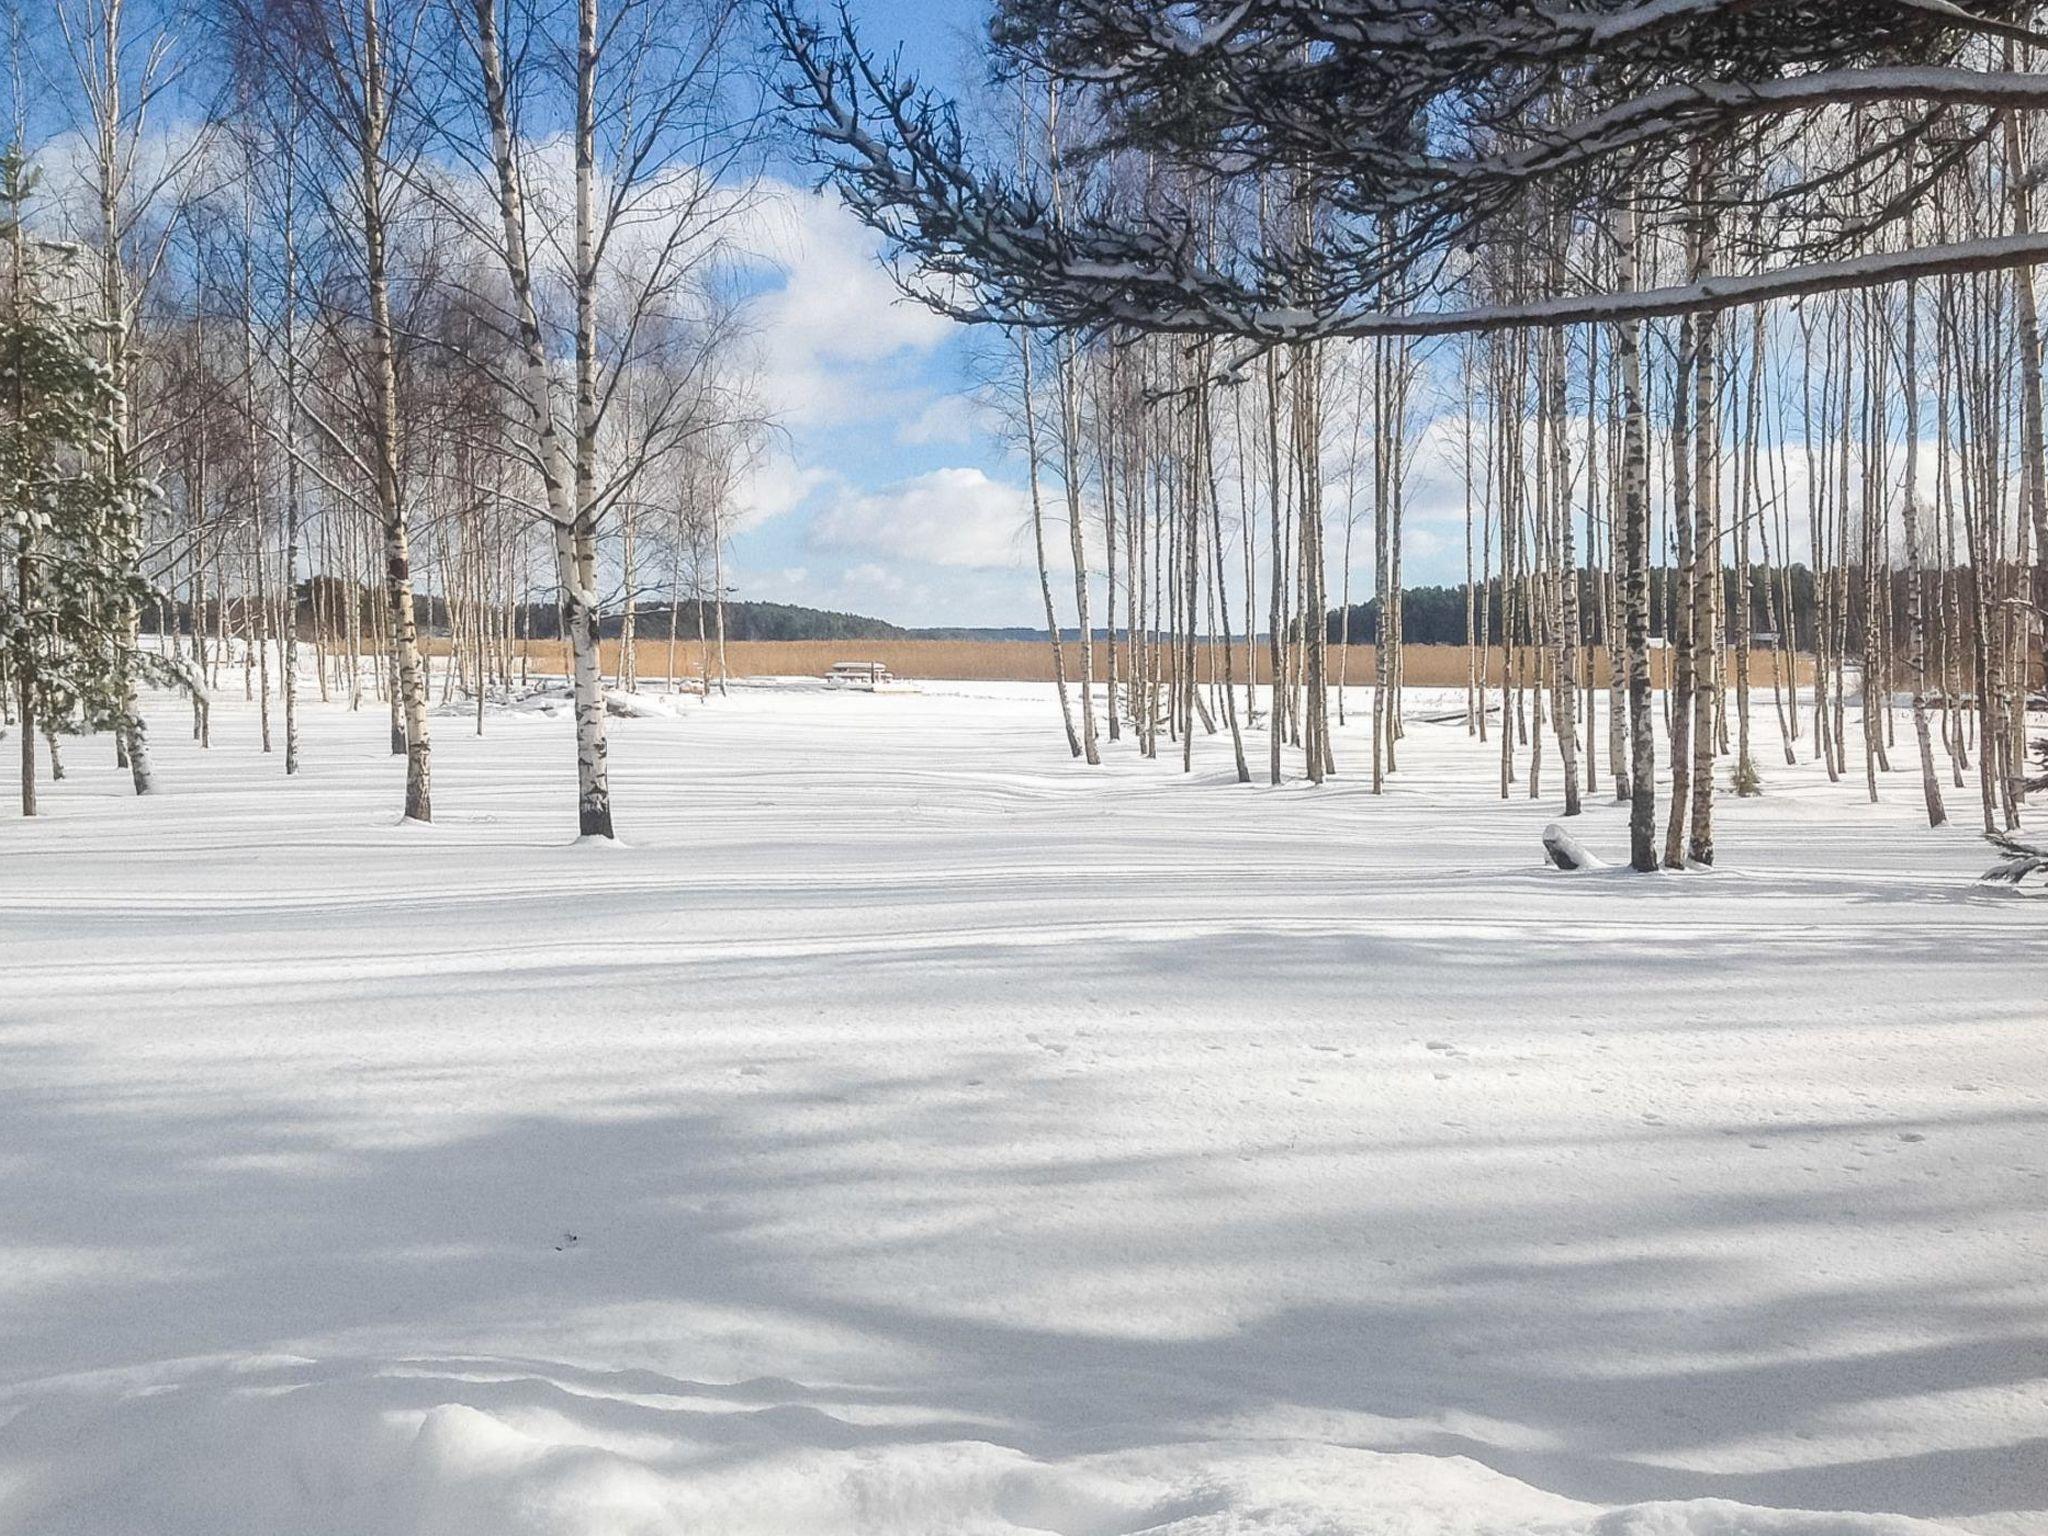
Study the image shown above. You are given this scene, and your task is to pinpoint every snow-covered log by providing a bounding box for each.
[1542,823,1607,872]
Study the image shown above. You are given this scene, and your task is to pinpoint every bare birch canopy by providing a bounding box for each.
[769,0,2048,340]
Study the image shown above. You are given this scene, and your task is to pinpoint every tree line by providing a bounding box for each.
[6,0,2047,871]
[2,0,767,837]
[776,0,2048,869]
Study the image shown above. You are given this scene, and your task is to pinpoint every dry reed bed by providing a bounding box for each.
[428,637,1807,688]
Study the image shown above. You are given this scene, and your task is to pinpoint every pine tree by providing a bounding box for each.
[1,149,178,816]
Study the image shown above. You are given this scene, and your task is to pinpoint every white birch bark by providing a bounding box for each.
[1899,283,1948,827]
[469,0,610,836]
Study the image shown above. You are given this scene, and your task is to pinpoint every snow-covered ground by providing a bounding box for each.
[0,680,2042,1536]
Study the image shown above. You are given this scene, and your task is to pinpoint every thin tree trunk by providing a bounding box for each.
[1019,331,1080,754]
[363,0,429,821]
[1900,283,1948,826]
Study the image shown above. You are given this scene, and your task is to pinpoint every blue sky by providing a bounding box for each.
[29,0,1869,631]
[735,0,1486,630]
[729,0,1062,629]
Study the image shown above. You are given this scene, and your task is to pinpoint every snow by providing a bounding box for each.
[0,679,2042,1535]
[1542,821,1607,871]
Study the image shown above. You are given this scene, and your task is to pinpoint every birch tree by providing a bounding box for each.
[448,0,760,838]
[236,0,435,820]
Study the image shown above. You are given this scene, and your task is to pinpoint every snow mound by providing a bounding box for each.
[1576,1506,1956,1536]
[0,1356,1970,1536]
[429,687,570,720]
[423,687,699,722]
[603,690,694,719]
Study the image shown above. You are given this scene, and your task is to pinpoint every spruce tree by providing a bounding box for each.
[1,149,176,815]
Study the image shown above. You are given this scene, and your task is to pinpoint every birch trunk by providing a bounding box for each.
[1899,284,1948,826]
[1058,335,1100,765]
[1020,332,1080,754]
[281,129,302,775]
[471,0,610,835]
[569,0,613,834]
[363,0,430,821]
[1687,299,1721,866]
[1546,319,1581,816]
[1664,303,1697,869]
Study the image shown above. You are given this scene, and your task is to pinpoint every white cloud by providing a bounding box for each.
[728,448,832,534]
[809,466,1035,570]
[743,182,961,427]
[1406,527,1449,562]
[31,121,229,244]
[842,561,909,594]
[896,392,1002,447]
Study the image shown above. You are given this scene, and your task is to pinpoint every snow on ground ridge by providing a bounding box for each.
[0,1351,1974,1536]
[0,680,2041,1535]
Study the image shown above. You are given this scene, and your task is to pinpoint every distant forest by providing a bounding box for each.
[148,593,912,644]
[1328,570,1821,649]
[1323,566,1968,652]
[596,601,908,643]
[144,564,1974,651]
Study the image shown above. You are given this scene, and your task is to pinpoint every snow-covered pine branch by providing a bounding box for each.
[771,0,2048,345]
